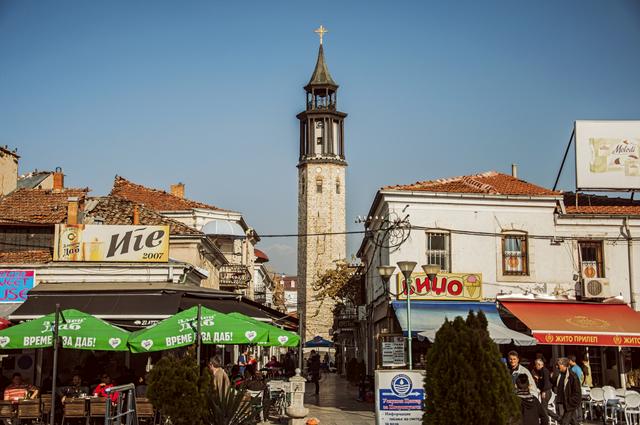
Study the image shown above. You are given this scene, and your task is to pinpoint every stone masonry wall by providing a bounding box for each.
[298,162,346,341]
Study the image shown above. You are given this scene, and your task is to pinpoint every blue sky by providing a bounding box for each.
[1,1,639,274]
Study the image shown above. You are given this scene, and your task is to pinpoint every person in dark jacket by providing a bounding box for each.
[516,374,549,425]
[532,359,553,410]
[308,350,321,395]
[553,357,582,425]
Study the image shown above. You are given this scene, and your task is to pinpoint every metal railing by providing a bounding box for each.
[105,383,139,425]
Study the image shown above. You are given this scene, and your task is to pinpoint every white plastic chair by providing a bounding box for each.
[247,389,264,422]
[616,388,627,398]
[546,391,558,425]
[625,392,640,425]
[604,386,622,424]
[588,387,605,421]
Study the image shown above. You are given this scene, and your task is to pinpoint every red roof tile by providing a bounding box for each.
[383,171,560,196]
[111,176,230,212]
[0,249,52,264]
[84,196,203,236]
[563,192,640,215]
[0,188,89,225]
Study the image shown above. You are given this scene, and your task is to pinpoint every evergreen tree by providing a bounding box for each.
[424,311,519,425]
[147,354,211,425]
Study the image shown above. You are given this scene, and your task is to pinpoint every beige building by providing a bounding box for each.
[297,40,347,340]
[0,146,19,195]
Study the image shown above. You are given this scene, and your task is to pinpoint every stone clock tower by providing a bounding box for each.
[297,26,347,341]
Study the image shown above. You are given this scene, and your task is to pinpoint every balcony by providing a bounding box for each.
[219,264,251,290]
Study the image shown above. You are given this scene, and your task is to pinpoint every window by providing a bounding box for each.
[316,137,323,145]
[336,178,341,194]
[502,234,528,275]
[426,232,450,272]
[579,241,604,278]
[315,176,323,193]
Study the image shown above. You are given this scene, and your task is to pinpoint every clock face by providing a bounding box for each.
[316,167,322,173]
[316,121,324,129]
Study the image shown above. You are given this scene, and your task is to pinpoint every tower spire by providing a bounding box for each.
[306,27,338,90]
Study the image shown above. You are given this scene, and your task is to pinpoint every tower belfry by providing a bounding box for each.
[297,26,347,341]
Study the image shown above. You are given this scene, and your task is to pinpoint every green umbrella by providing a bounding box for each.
[227,312,300,347]
[128,306,269,353]
[0,308,130,351]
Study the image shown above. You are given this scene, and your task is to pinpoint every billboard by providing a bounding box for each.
[575,120,640,190]
[0,270,35,302]
[54,224,169,262]
[396,272,482,301]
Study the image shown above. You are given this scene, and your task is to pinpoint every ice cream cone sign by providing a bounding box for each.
[464,274,481,298]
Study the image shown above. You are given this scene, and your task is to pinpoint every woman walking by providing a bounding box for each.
[532,358,553,410]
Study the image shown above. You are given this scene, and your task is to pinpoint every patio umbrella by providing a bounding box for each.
[304,336,334,348]
[0,308,130,351]
[128,306,269,354]
[227,312,300,347]
[0,305,130,425]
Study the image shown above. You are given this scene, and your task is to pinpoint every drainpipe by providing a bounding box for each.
[624,217,636,310]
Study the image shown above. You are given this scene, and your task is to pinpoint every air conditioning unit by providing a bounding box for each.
[583,278,611,299]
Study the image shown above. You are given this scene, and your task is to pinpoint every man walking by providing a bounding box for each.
[308,350,321,395]
[568,355,584,422]
[554,357,582,425]
[508,351,538,397]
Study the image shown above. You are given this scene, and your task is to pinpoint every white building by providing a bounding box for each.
[357,170,640,378]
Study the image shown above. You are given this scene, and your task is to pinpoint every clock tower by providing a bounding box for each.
[297,26,347,341]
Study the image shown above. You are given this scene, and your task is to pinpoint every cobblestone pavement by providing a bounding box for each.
[267,373,374,425]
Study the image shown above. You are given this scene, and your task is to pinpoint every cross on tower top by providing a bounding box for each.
[314,25,328,45]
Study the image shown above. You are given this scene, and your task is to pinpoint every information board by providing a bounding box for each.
[375,369,425,425]
[380,335,406,368]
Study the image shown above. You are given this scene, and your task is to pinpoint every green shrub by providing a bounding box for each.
[423,311,519,425]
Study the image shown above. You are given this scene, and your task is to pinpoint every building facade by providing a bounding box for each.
[357,170,640,373]
[297,39,347,340]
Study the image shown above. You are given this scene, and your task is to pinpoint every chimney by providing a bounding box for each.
[511,164,518,179]
[133,205,140,225]
[67,197,79,225]
[170,183,185,198]
[53,167,64,190]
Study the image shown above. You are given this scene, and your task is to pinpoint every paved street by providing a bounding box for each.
[268,373,375,424]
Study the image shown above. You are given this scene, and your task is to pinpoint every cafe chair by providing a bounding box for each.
[546,391,558,425]
[0,400,16,423]
[41,394,53,425]
[18,399,42,424]
[625,392,640,425]
[247,390,265,422]
[62,398,87,425]
[89,397,108,425]
[587,387,605,421]
[135,397,156,425]
[604,386,622,424]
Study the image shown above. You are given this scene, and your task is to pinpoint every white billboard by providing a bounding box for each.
[54,224,169,262]
[575,120,640,190]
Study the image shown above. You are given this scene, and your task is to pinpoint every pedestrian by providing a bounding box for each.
[581,358,593,388]
[284,352,296,378]
[507,351,538,397]
[516,374,549,425]
[208,356,230,397]
[553,357,582,425]
[308,350,321,395]
[532,359,552,410]
[237,349,249,375]
[568,355,585,421]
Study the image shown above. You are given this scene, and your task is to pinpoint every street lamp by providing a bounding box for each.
[397,261,417,369]
[422,264,440,281]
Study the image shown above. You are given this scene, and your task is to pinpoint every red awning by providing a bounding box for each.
[501,301,640,347]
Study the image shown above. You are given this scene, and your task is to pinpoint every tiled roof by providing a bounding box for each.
[0,249,52,264]
[84,196,203,236]
[563,192,640,215]
[383,171,560,196]
[0,188,89,225]
[111,176,230,212]
[17,171,52,190]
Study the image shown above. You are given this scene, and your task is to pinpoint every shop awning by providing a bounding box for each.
[500,300,640,347]
[391,301,536,346]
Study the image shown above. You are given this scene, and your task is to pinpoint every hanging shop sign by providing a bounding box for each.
[575,120,640,190]
[0,270,35,303]
[375,369,425,425]
[54,224,169,262]
[396,272,482,301]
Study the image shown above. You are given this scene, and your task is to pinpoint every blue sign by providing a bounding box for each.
[0,270,35,302]
[376,370,425,424]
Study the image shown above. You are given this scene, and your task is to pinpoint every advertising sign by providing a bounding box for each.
[575,120,640,190]
[375,369,425,424]
[0,270,35,303]
[380,335,406,368]
[396,272,482,301]
[54,224,169,262]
